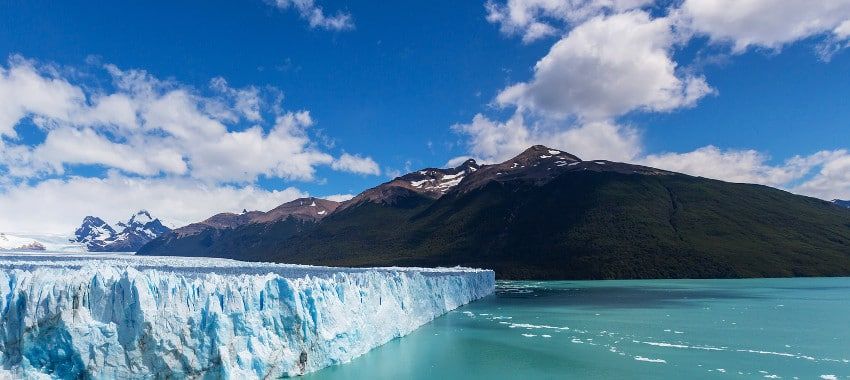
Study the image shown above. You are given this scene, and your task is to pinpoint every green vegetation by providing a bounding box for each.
[174,171,850,279]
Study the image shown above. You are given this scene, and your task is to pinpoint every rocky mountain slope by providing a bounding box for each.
[140,146,850,280]
[137,198,338,257]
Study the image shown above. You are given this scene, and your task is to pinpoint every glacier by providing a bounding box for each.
[0,253,495,379]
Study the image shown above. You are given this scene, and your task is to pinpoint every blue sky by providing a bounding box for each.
[1,0,850,232]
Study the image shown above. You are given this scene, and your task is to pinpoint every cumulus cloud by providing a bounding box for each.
[452,112,641,163]
[496,11,713,121]
[676,0,850,53]
[485,0,652,42]
[0,173,308,234]
[0,56,382,233]
[640,146,820,187]
[331,153,381,175]
[0,56,85,138]
[791,150,850,200]
[269,0,354,31]
[322,193,355,202]
[460,0,850,202]
[0,56,379,183]
[641,147,850,200]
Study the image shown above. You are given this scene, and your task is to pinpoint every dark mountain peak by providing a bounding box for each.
[172,198,339,238]
[456,158,479,171]
[452,145,670,194]
[118,210,154,229]
[80,215,110,227]
[340,159,482,211]
[253,197,340,223]
[196,211,262,230]
[512,145,582,164]
[833,199,850,208]
[73,216,116,245]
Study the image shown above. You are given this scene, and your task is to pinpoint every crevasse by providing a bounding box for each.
[0,254,495,379]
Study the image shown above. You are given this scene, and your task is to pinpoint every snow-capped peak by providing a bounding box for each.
[128,210,153,225]
[71,211,170,252]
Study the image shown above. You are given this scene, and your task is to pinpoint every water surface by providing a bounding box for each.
[307,278,850,379]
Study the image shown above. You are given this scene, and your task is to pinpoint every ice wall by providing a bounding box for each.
[0,254,495,379]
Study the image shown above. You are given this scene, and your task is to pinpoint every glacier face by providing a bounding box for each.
[0,254,495,379]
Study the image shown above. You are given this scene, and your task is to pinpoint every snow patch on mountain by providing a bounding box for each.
[0,254,494,378]
[0,233,46,251]
[71,211,170,252]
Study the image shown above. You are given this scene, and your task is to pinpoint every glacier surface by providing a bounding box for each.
[0,253,495,379]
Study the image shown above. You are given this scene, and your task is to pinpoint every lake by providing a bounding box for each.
[306,278,850,379]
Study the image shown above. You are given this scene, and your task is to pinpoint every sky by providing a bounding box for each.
[1,0,850,233]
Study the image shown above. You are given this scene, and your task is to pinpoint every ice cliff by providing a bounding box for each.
[0,254,495,379]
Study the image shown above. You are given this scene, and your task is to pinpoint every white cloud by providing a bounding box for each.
[640,146,817,187]
[452,112,641,163]
[677,0,850,52]
[33,127,188,177]
[0,56,84,138]
[0,56,379,183]
[485,0,652,42]
[270,0,354,31]
[496,11,713,121]
[640,147,850,200]
[0,56,382,233]
[322,193,355,202]
[791,150,850,200]
[0,174,308,234]
[331,153,381,175]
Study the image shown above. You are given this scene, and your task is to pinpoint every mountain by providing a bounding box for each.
[834,199,850,208]
[72,211,170,252]
[137,198,338,257]
[139,145,850,280]
[0,233,46,251]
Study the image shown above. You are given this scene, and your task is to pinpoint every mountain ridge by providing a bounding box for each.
[139,146,850,279]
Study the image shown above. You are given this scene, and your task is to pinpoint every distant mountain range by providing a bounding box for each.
[834,199,850,208]
[0,233,46,251]
[139,145,850,280]
[72,211,170,252]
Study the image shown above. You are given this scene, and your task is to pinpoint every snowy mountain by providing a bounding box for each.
[0,254,494,378]
[72,216,117,250]
[71,210,170,252]
[834,199,850,208]
[0,233,46,251]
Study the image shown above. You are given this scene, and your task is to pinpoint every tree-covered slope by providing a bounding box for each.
[244,172,850,279]
[140,146,850,280]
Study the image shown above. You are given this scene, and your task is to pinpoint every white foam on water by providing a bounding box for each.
[634,356,666,364]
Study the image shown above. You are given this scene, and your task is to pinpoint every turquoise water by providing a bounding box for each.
[306,278,850,379]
